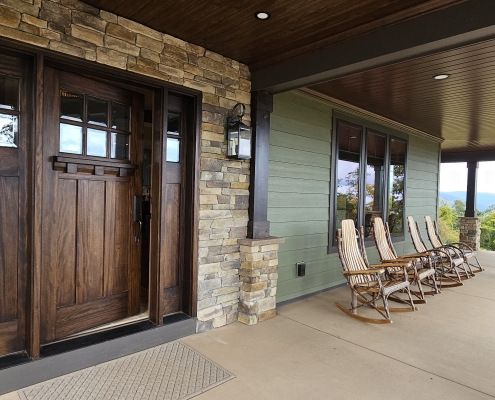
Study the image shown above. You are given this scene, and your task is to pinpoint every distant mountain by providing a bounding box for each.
[439,191,495,212]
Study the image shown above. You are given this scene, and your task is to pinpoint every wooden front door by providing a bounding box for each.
[40,68,144,342]
[0,54,31,356]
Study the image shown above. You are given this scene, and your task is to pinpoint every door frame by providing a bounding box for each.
[0,38,201,359]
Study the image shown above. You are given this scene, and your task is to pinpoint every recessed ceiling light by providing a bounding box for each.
[433,74,450,80]
[255,12,270,20]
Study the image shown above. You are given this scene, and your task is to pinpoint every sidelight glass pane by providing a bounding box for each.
[0,75,18,111]
[0,113,18,147]
[60,91,83,122]
[87,128,107,157]
[167,112,180,135]
[87,97,108,127]
[111,132,129,159]
[336,122,361,231]
[111,103,130,131]
[166,137,180,162]
[60,123,83,154]
[364,131,386,238]
[388,138,407,234]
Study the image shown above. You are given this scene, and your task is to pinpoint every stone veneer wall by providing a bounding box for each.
[459,217,481,251]
[0,0,252,333]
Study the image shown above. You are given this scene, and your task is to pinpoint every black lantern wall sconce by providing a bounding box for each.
[227,103,252,159]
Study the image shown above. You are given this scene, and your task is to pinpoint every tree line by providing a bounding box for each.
[438,199,495,250]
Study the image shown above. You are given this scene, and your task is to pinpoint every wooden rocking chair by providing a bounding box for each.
[373,217,439,304]
[407,216,465,288]
[425,215,483,275]
[335,219,417,324]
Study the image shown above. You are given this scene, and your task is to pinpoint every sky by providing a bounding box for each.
[440,161,495,193]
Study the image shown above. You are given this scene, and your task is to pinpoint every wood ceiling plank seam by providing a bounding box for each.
[299,88,443,143]
[318,66,495,100]
[249,0,464,69]
[318,48,495,89]
[341,77,495,108]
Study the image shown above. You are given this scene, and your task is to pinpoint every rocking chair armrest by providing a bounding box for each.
[342,268,385,275]
[398,252,432,258]
[382,257,419,263]
[370,262,409,268]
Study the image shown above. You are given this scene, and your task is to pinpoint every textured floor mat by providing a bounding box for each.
[19,340,234,400]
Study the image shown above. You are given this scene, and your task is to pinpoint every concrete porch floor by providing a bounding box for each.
[2,251,495,400]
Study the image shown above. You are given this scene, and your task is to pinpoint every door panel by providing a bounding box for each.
[41,68,143,342]
[0,53,30,356]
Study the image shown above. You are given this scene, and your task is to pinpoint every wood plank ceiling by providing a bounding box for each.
[82,0,463,71]
[309,37,495,155]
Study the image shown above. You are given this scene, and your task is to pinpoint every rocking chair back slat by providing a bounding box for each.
[425,216,443,248]
[408,216,428,253]
[340,220,371,286]
[373,217,402,272]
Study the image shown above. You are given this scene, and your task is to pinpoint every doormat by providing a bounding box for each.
[19,341,234,400]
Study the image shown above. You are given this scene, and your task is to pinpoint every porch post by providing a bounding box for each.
[465,161,478,217]
[459,161,481,250]
[247,91,273,239]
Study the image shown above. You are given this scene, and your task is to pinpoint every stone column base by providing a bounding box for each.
[237,236,285,325]
[459,217,481,250]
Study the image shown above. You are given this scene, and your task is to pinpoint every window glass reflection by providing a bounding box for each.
[87,97,108,127]
[0,113,18,147]
[388,139,406,234]
[167,112,180,135]
[60,91,83,122]
[87,128,107,157]
[112,103,129,131]
[166,137,180,162]
[336,122,361,231]
[111,132,128,159]
[60,123,83,154]
[0,75,19,111]
[365,131,386,237]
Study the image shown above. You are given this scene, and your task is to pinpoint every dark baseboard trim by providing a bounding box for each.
[277,283,347,308]
[0,317,197,395]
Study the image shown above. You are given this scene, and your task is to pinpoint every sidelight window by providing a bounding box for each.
[330,117,407,249]
[0,75,19,148]
[59,90,130,160]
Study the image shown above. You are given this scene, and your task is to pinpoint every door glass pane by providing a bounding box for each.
[0,75,18,111]
[60,91,83,122]
[111,132,129,159]
[87,128,107,157]
[167,112,180,135]
[60,123,83,154]
[0,113,18,147]
[112,103,130,131]
[336,122,361,231]
[87,97,108,127]
[365,131,386,238]
[166,137,180,162]
[388,139,407,234]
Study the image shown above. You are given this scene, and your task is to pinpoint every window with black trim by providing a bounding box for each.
[330,117,407,250]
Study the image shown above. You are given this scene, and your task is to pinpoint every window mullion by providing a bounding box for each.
[357,127,367,229]
[383,135,391,223]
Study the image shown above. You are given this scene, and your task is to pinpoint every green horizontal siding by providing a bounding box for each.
[268,91,440,304]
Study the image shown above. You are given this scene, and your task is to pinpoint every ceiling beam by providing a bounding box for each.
[441,150,495,163]
[252,0,495,93]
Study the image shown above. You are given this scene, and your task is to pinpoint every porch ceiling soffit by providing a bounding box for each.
[251,0,495,93]
[299,88,443,145]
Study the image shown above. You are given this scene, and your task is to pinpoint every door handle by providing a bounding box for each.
[134,196,142,243]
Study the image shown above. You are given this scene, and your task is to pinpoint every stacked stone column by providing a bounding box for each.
[459,217,481,250]
[237,237,284,325]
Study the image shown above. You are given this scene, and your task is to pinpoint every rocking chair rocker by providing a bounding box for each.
[335,219,417,324]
